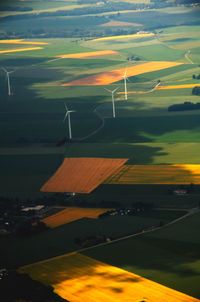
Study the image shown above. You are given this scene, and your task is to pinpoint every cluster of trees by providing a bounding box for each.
[127,55,141,61]
[192,86,200,95]
[192,74,200,79]
[168,101,200,111]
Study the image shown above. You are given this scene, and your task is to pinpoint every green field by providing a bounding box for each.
[0,209,185,268]
[84,212,200,298]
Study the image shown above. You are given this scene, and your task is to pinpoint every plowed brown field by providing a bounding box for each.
[42,207,111,228]
[56,50,118,59]
[41,157,128,193]
[20,253,199,302]
[62,61,182,86]
[107,164,200,184]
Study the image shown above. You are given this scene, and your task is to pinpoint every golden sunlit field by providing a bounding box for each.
[92,32,155,42]
[0,39,48,45]
[107,164,200,184]
[19,252,199,302]
[0,47,43,54]
[62,61,182,86]
[41,157,128,193]
[157,84,200,90]
[42,207,110,228]
[56,50,118,59]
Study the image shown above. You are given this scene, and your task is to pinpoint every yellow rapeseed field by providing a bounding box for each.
[62,61,182,86]
[42,207,110,228]
[56,50,118,59]
[0,39,48,45]
[0,47,43,54]
[157,84,200,90]
[107,164,200,184]
[92,32,155,42]
[19,253,199,302]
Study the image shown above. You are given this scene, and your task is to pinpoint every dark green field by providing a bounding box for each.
[84,212,200,298]
[0,209,185,268]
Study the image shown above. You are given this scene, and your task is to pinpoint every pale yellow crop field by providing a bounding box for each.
[19,253,199,302]
[92,32,155,42]
[157,84,200,90]
[56,50,118,59]
[0,39,48,45]
[0,47,43,54]
[62,61,182,86]
[107,164,200,184]
[100,20,142,27]
[42,207,110,228]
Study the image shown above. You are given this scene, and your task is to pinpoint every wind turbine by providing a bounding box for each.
[104,87,119,118]
[122,69,129,101]
[1,67,15,96]
[63,103,75,140]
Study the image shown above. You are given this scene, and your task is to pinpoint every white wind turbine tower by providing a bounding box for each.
[63,103,75,140]
[104,87,119,118]
[1,67,15,96]
[123,69,129,101]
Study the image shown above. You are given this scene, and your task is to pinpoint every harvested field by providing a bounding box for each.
[92,32,155,42]
[19,253,199,302]
[0,47,43,54]
[107,164,200,184]
[156,84,200,90]
[42,207,110,228]
[0,39,48,45]
[100,21,142,27]
[56,50,118,59]
[62,61,183,86]
[41,157,128,194]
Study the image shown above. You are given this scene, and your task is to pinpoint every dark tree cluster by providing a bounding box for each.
[168,101,200,111]
[192,74,200,79]
[192,86,200,95]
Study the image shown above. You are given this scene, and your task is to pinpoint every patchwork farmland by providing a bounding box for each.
[0,1,200,301]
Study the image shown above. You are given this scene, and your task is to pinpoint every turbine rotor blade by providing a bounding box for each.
[104,88,112,93]
[63,112,68,122]
[112,87,119,93]
[64,103,68,112]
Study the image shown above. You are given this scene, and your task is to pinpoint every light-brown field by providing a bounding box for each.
[56,50,118,59]
[100,20,142,27]
[42,207,110,228]
[0,47,43,54]
[0,39,48,45]
[41,157,128,194]
[156,84,200,90]
[92,32,155,42]
[19,252,199,302]
[107,164,200,184]
[62,61,182,86]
